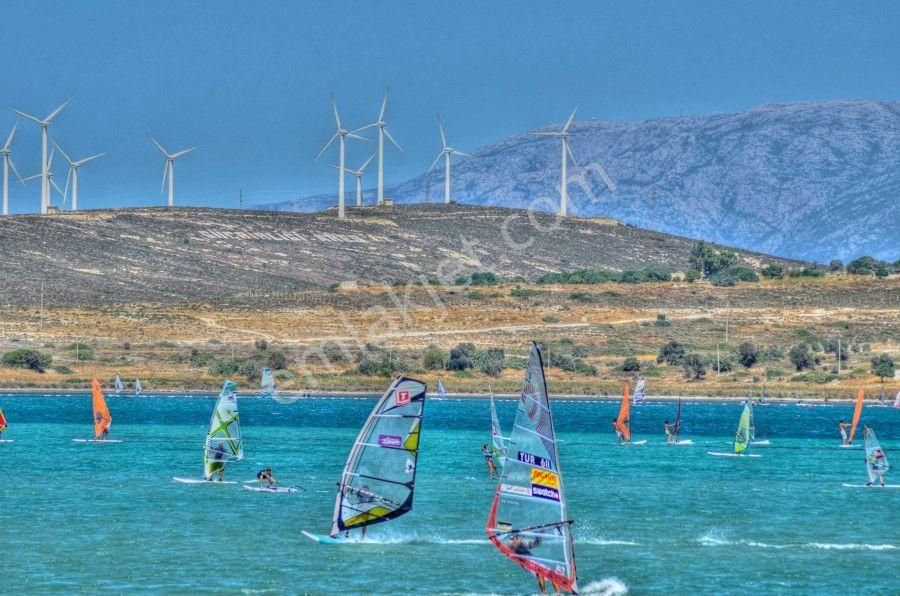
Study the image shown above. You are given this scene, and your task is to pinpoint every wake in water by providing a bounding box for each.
[698,530,895,551]
[581,578,629,595]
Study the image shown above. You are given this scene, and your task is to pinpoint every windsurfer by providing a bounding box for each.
[257,466,276,487]
[207,441,227,481]
[507,533,559,594]
[864,427,887,487]
[613,417,626,444]
[664,420,675,443]
[482,444,498,479]
[345,484,375,540]
[839,420,851,445]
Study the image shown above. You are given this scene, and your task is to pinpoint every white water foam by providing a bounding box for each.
[581,538,640,546]
[699,532,895,551]
[581,578,629,595]
[808,543,897,551]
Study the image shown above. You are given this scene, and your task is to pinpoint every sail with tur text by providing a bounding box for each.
[486,342,577,594]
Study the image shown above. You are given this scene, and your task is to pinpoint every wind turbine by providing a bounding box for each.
[21,147,64,203]
[147,134,197,207]
[51,140,106,212]
[427,117,471,204]
[332,153,375,207]
[8,99,72,214]
[531,105,614,217]
[315,96,369,219]
[355,91,401,206]
[1,120,24,216]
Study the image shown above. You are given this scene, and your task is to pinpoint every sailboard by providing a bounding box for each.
[135,378,143,396]
[114,374,124,395]
[486,342,577,593]
[844,388,864,446]
[490,392,507,464]
[243,485,299,494]
[708,404,760,458]
[261,367,276,399]
[614,383,633,443]
[302,376,427,543]
[75,378,117,443]
[632,376,646,404]
[0,405,11,442]
[173,380,243,482]
[437,379,447,398]
[863,426,890,486]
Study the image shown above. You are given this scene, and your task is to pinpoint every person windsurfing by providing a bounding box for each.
[257,466,276,488]
[343,484,375,540]
[507,533,559,595]
[839,420,851,445]
[206,441,227,482]
[664,420,675,443]
[864,427,888,487]
[613,417,626,444]
[482,443,498,479]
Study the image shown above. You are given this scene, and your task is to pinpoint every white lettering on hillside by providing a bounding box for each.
[195,229,373,244]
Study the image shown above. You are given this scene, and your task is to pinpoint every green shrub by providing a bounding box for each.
[470,272,501,286]
[510,287,540,299]
[68,342,94,361]
[737,342,759,369]
[871,353,895,381]
[267,350,287,370]
[682,353,706,379]
[790,372,839,384]
[684,269,701,282]
[422,345,447,371]
[655,314,671,327]
[761,263,784,279]
[541,315,560,324]
[569,292,595,303]
[657,341,686,365]
[482,361,503,377]
[846,256,879,275]
[723,266,759,282]
[2,349,52,373]
[828,259,844,272]
[209,359,240,376]
[54,365,74,374]
[622,357,641,372]
[789,344,816,371]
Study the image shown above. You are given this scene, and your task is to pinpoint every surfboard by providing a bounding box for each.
[708,451,762,458]
[631,440,648,445]
[172,477,237,485]
[839,444,863,449]
[243,485,299,493]
[750,440,771,446]
[0,439,14,443]
[841,483,900,489]
[73,438,123,443]
[673,439,693,446]
[301,530,354,544]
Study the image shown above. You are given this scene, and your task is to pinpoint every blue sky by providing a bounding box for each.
[1,1,898,213]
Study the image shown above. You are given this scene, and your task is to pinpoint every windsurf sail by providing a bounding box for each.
[848,388,864,444]
[114,374,124,395]
[330,376,427,536]
[748,398,756,440]
[490,392,506,462]
[0,406,7,433]
[261,367,276,399]
[92,378,112,439]
[203,380,243,479]
[486,342,577,594]
[894,391,899,409]
[135,378,143,396]
[437,379,447,398]
[734,405,751,454]
[615,383,631,442]
[673,398,682,442]
[864,427,890,483]
[633,376,646,404]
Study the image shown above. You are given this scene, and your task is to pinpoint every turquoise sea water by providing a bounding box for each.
[0,393,898,594]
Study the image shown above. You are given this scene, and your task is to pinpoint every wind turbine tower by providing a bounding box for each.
[1,120,23,216]
[147,134,198,207]
[316,96,369,219]
[52,140,106,212]
[428,117,471,204]
[356,91,401,206]
[8,99,72,214]
[332,153,375,207]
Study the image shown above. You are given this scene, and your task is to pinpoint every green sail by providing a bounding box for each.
[734,405,751,454]
[203,380,244,478]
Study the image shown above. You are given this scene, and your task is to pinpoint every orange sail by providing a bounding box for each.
[0,406,7,433]
[92,378,112,439]
[848,388,864,444]
[615,383,631,441]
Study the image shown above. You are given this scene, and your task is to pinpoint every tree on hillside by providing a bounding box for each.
[737,342,759,369]
[828,259,844,272]
[871,353,895,383]
[789,344,816,371]
[682,353,706,380]
[689,241,739,277]
[1,349,52,373]
[622,357,641,372]
[657,341,686,365]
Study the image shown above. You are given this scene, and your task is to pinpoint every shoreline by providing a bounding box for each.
[0,387,873,404]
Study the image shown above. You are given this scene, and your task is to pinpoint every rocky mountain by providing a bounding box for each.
[261,100,900,263]
[0,205,797,306]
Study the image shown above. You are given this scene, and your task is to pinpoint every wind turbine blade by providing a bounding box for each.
[3,120,18,150]
[346,133,371,142]
[20,173,41,182]
[593,161,617,192]
[379,91,388,121]
[566,141,577,167]
[353,123,377,133]
[8,108,42,125]
[315,134,339,161]
[331,98,341,129]
[328,164,343,171]
[171,146,198,159]
[427,152,443,173]
[50,138,72,165]
[384,128,402,151]
[47,147,55,169]
[437,118,447,149]
[563,105,579,133]
[44,98,73,123]
[50,177,64,196]
[146,134,169,156]
[74,152,107,166]
[530,131,562,137]
[161,161,169,194]
[8,157,23,183]
[452,150,472,158]
[360,152,376,171]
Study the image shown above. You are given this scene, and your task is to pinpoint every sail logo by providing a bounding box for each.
[395,390,411,406]
[378,434,403,447]
[500,483,531,497]
[531,484,561,502]
[517,451,553,470]
[531,469,560,489]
